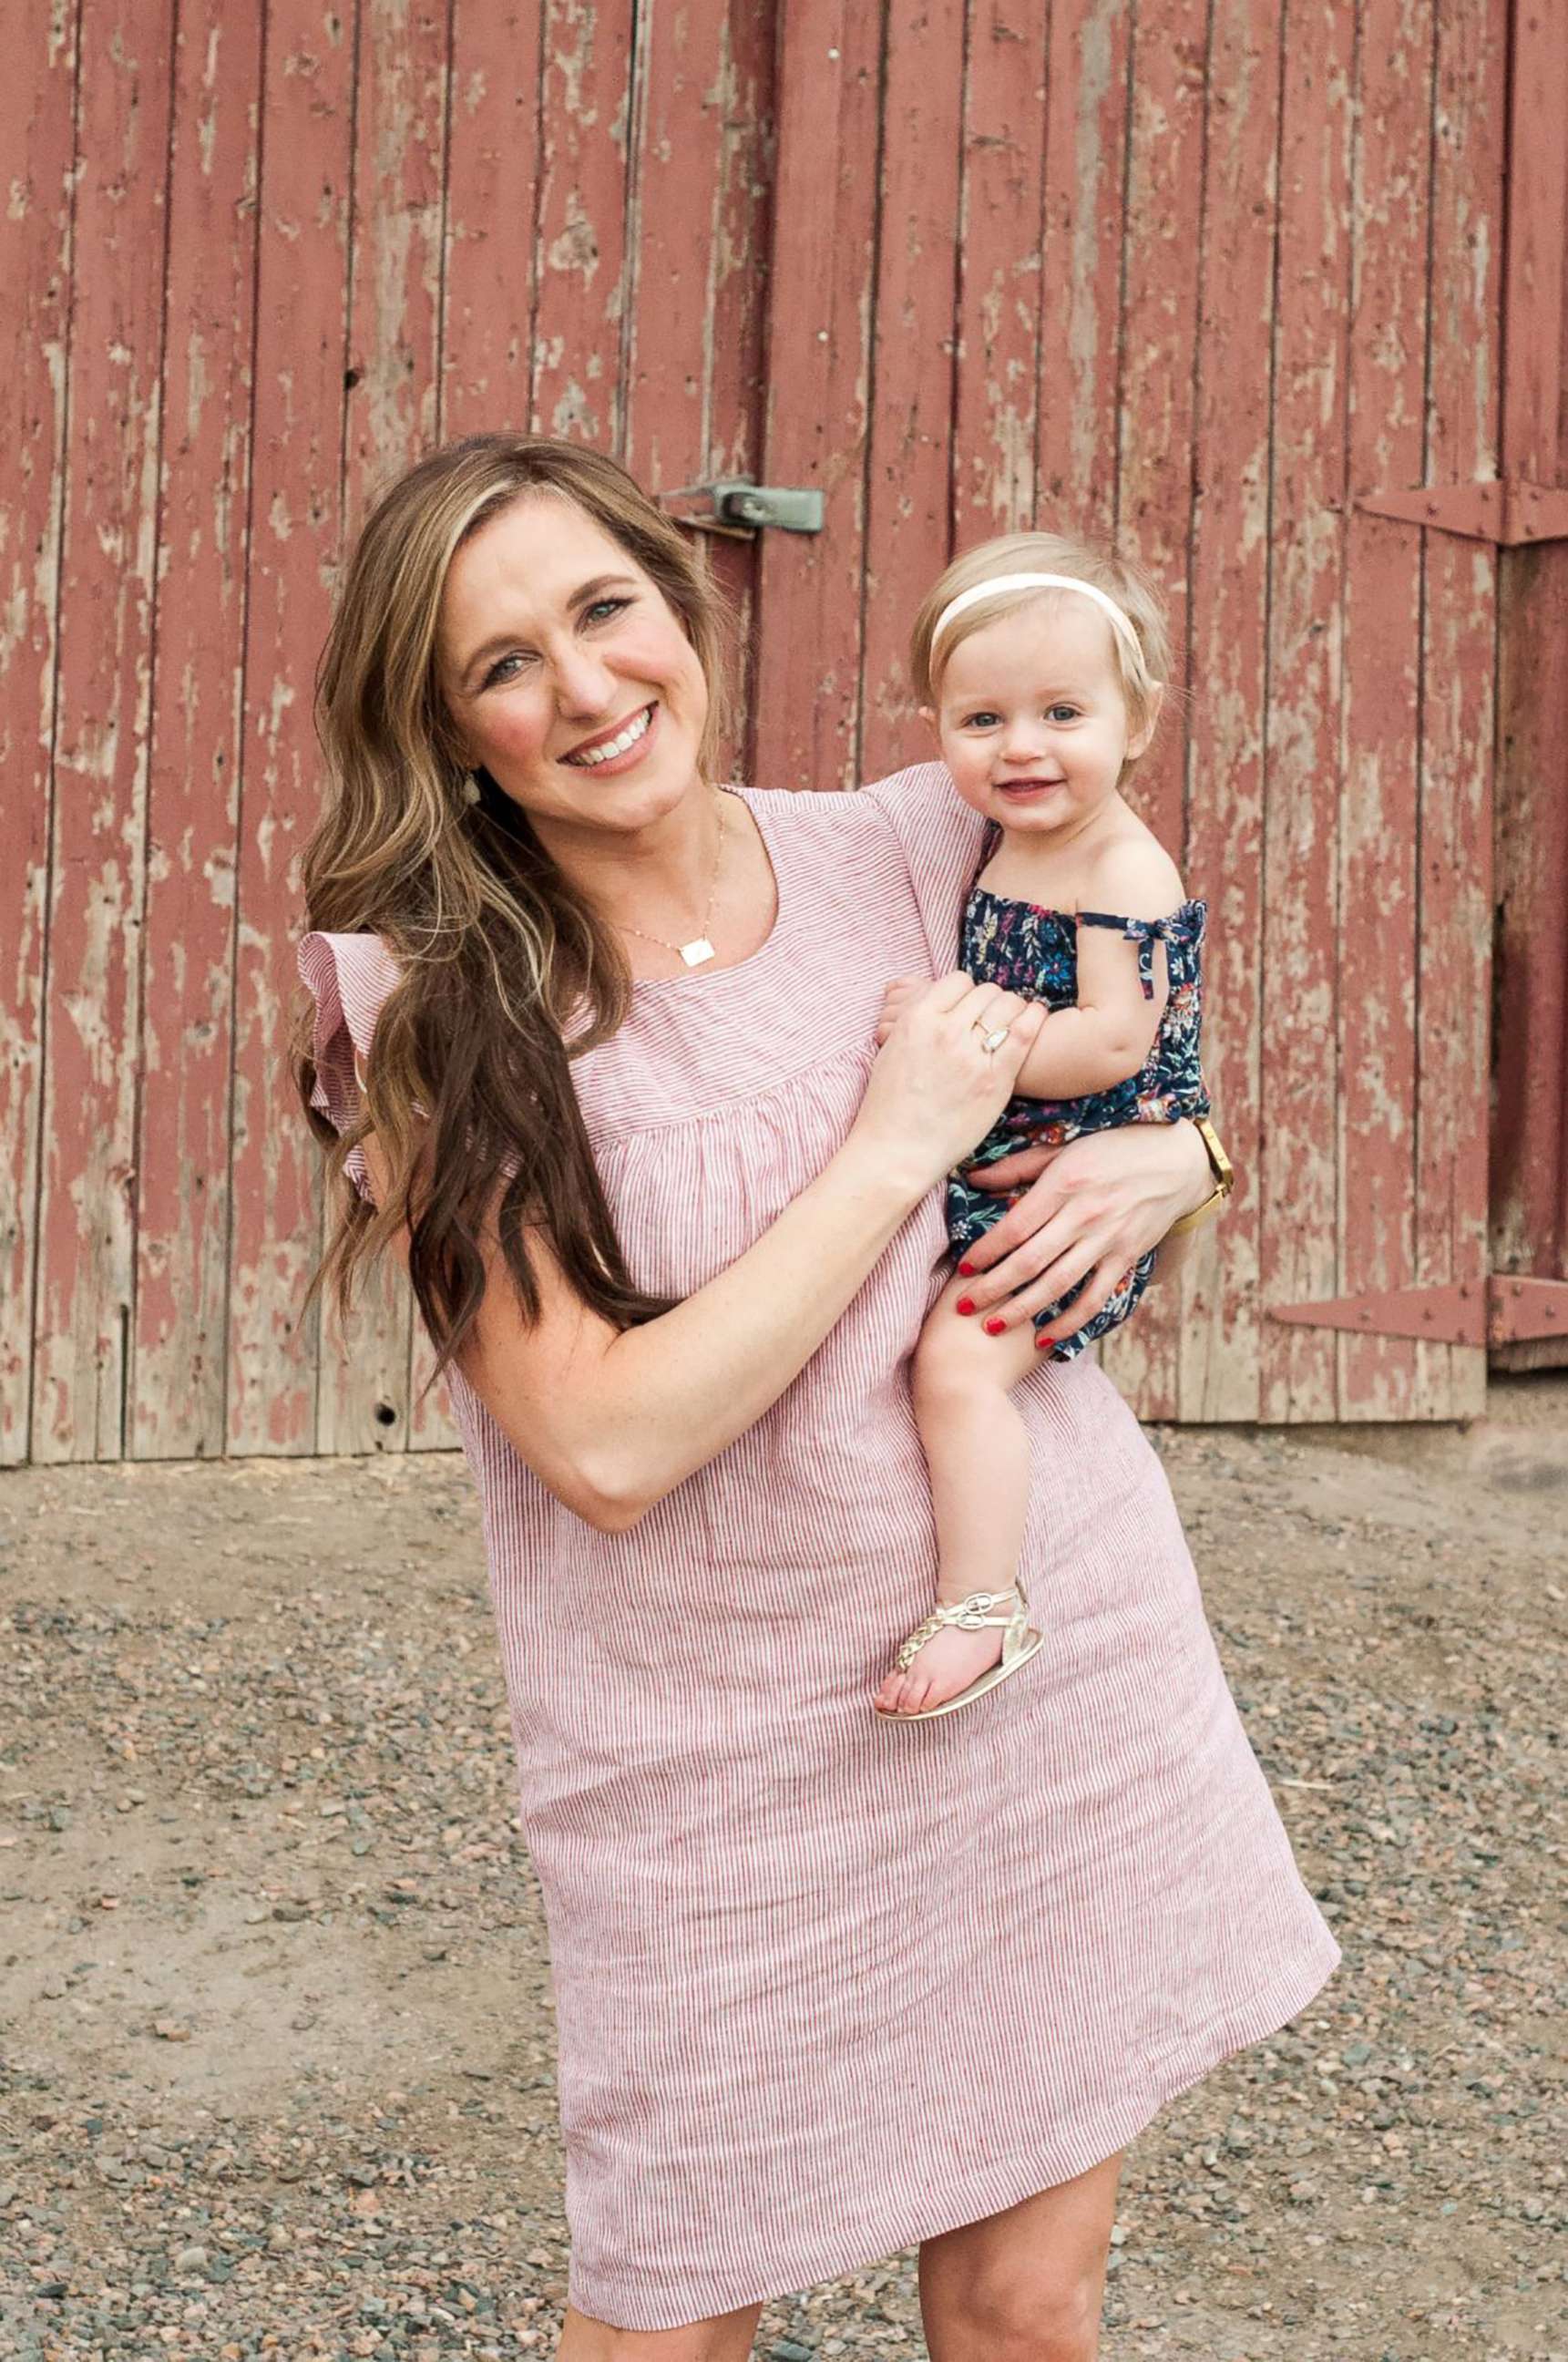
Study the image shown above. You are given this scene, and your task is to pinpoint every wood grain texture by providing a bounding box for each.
[131,0,265,1458]
[440,0,548,439]
[1257,0,1355,1424]
[319,0,452,1457]
[31,0,174,1462]
[0,0,77,1462]
[1171,0,1283,1423]
[952,0,1048,541]
[531,0,638,448]
[1411,0,1502,1417]
[1097,0,1206,1422]
[1335,0,1433,1419]
[857,0,965,786]
[620,0,774,781]
[227,0,358,1455]
[753,0,886,796]
[1490,0,1568,1321]
[1038,0,1133,544]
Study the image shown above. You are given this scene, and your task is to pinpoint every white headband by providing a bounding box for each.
[931,571,1144,666]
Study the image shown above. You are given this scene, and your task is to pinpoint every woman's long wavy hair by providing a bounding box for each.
[296,434,731,1375]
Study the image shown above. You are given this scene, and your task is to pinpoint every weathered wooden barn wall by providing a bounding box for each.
[1490,3,1568,1369]
[0,0,1542,1462]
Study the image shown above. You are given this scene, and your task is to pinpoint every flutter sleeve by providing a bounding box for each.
[859,761,987,970]
[297,930,404,1201]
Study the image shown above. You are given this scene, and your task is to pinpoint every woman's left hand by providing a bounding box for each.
[950,1122,1213,1343]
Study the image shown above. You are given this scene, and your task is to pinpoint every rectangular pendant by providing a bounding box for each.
[679,938,716,968]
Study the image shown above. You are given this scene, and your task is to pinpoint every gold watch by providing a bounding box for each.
[1165,1115,1235,1237]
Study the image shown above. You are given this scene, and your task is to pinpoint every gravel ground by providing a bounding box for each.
[2,1379,1563,2360]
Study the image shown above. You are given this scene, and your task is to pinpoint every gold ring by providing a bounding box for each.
[981,1025,1011,1053]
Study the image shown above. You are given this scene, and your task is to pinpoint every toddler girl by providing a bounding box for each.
[874,533,1208,1721]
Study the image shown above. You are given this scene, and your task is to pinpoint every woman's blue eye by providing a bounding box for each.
[483,651,531,689]
[585,595,632,625]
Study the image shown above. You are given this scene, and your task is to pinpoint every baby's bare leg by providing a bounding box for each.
[875,1270,1041,1716]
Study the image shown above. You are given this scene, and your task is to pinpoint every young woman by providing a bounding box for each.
[297,435,1337,2361]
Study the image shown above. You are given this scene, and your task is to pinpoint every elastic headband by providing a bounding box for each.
[931,571,1144,665]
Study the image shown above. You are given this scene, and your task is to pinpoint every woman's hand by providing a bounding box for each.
[950,1122,1213,1342]
[853,972,1045,1197]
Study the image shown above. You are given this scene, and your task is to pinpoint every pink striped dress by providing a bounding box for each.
[300,765,1337,2334]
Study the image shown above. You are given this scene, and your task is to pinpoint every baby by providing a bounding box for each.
[874,533,1209,1720]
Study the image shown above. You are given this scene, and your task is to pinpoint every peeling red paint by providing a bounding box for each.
[3,0,1531,1453]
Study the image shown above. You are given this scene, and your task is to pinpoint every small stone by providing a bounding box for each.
[172,2244,209,2273]
[272,1901,311,1923]
[152,2019,192,2043]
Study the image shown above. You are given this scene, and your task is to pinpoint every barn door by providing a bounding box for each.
[748,0,1512,1424]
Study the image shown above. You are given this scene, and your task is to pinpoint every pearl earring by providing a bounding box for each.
[463,773,482,806]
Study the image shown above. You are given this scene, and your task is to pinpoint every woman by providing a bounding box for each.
[297,436,1337,2361]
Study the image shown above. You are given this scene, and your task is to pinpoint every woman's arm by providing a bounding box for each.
[371,976,1044,1532]
[947,1121,1215,1343]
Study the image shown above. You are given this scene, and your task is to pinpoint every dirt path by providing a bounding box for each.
[2,1382,1563,2360]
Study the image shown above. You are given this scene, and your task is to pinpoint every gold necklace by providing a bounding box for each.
[613,796,729,969]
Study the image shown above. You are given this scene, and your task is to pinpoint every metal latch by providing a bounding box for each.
[658,479,825,536]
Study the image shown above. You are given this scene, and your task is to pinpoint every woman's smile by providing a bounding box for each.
[560,700,660,773]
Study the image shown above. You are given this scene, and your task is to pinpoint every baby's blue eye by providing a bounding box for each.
[1047,703,1080,723]
[964,710,1002,729]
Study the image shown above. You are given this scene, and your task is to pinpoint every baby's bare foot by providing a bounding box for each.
[874,1597,1014,1718]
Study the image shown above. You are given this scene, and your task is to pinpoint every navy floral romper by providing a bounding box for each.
[948,870,1209,1360]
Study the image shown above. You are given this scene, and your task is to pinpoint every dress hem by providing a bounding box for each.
[564,1925,1342,2333]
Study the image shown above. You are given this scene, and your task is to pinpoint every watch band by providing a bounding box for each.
[1165,1115,1235,1238]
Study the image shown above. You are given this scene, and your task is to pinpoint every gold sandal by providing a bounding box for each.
[874,1583,1042,1721]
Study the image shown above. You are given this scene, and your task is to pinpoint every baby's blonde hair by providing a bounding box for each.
[910,530,1171,768]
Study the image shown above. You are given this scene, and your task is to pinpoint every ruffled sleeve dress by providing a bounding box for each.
[299,763,1337,2335]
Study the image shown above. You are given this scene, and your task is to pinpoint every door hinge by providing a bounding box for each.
[1354,478,1568,547]
[658,479,825,537]
[1269,1276,1568,1348]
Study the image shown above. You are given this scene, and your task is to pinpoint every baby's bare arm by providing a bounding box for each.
[1009,835,1185,1098]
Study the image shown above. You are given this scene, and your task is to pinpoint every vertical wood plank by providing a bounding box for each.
[131,0,265,1458]
[227,0,357,1455]
[317,0,451,1456]
[440,0,546,440]
[530,0,639,450]
[1037,0,1134,546]
[31,0,175,1463]
[0,0,77,1462]
[952,0,1048,540]
[1336,0,1433,1419]
[1491,5,1568,1299]
[1410,0,1502,1417]
[1168,0,1283,1423]
[1096,0,1206,1422]
[619,0,774,782]
[1258,0,1355,1424]
[752,0,886,795]
[857,0,965,785]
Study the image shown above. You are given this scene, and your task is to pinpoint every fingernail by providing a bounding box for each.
[955,1297,976,1317]
[1035,1333,1056,1350]
[957,1260,975,1276]
[983,1317,1007,1336]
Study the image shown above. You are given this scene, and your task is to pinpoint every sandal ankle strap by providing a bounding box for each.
[893,1587,1024,1674]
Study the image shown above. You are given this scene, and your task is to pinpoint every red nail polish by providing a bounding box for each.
[1035,1332,1056,1350]
[984,1317,1007,1335]
[955,1297,976,1317]
[957,1260,975,1276]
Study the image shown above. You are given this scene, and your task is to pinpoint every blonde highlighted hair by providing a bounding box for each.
[909,530,1171,770]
